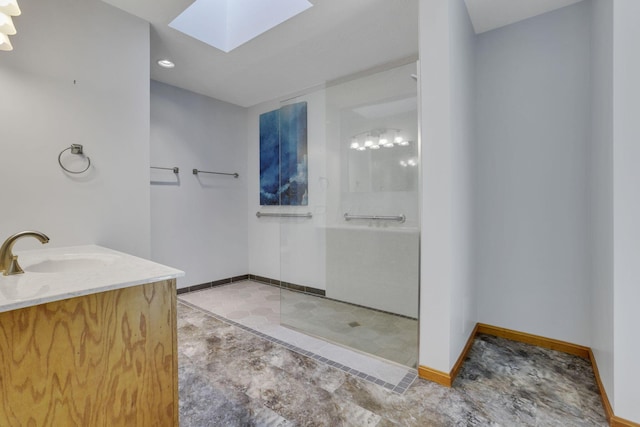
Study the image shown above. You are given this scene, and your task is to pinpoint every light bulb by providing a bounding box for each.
[364,138,373,148]
[399,140,410,146]
[0,31,12,51]
[399,160,407,167]
[370,144,380,150]
[0,0,20,16]
[0,12,16,35]
[394,135,403,144]
[357,146,366,151]
[350,141,359,150]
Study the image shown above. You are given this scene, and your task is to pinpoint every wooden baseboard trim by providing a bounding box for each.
[451,323,479,381]
[589,349,615,425]
[476,323,590,359]
[418,366,452,387]
[611,416,640,427]
[418,324,478,388]
[590,349,640,427]
[419,323,639,426]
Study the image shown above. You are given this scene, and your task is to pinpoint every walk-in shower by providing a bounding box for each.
[277,62,420,367]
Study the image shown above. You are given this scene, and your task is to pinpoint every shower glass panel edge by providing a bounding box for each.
[279,63,420,369]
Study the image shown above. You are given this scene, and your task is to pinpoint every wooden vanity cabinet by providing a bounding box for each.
[0,279,178,426]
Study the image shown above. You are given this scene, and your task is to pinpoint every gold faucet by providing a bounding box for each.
[0,231,50,276]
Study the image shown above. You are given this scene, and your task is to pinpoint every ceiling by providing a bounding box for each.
[464,0,585,34]
[100,0,584,108]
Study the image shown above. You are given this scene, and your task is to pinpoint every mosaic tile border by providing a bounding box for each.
[249,274,326,296]
[177,275,249,295]
[178,299,418,394]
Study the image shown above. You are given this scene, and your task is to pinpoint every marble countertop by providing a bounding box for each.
[0,245,184,313]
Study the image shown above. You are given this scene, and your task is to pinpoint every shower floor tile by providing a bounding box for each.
[281,289,418,367]
[178,281,416,390]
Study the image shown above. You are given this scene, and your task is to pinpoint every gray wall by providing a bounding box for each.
[150,81,249,289]
[0,0,151,257]
[611,0,640,420]
[474,2,592,345]
[448,0,477,363]
[589,0,614,408]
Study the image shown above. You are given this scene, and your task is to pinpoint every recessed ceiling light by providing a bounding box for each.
[157,59,175,69]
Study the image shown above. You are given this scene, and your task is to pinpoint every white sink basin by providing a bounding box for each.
[24,253,121,273]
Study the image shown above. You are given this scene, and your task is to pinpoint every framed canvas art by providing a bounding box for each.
[259,102,308,205]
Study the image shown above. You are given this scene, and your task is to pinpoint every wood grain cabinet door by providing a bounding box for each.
[0,280,178,427]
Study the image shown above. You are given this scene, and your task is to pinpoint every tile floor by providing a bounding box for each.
[177,299,608,426]
[178,281,417,390]
[280,288,418,368]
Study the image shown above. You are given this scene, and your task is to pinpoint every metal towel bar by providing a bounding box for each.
[193,169,239,178]
[151,166,179,173]
[343,213,406,223]
[256,212,313,219]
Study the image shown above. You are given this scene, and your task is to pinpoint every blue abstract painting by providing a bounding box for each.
[259,102,308,206]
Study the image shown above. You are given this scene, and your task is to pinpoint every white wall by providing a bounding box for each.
[474,1,592,345]
[0,0,151,258]
[612,0,640,421]
[418,0,477,372]
[589,0,614,412]
[150,81,248,289]
[247,91,328,289]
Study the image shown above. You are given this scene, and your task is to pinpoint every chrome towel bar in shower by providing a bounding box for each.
[343,213,406,223]
[256,212,313,219]
[151,166,179,173]
[193,169,239,178]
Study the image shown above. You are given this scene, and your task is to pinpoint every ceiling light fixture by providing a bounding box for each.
[0,31,12,51]
[0,11,16,34]
[0,0,20,52]
[0,0,20,15]
[157,59,175,68]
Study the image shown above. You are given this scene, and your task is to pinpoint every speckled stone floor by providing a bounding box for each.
[178,301,608,426]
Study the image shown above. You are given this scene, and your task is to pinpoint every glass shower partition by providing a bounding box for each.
[279,63,419,368]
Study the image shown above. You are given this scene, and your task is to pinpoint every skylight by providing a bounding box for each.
[169,0,313,53]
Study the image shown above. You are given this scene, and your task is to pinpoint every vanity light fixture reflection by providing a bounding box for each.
[349,128,412,151]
